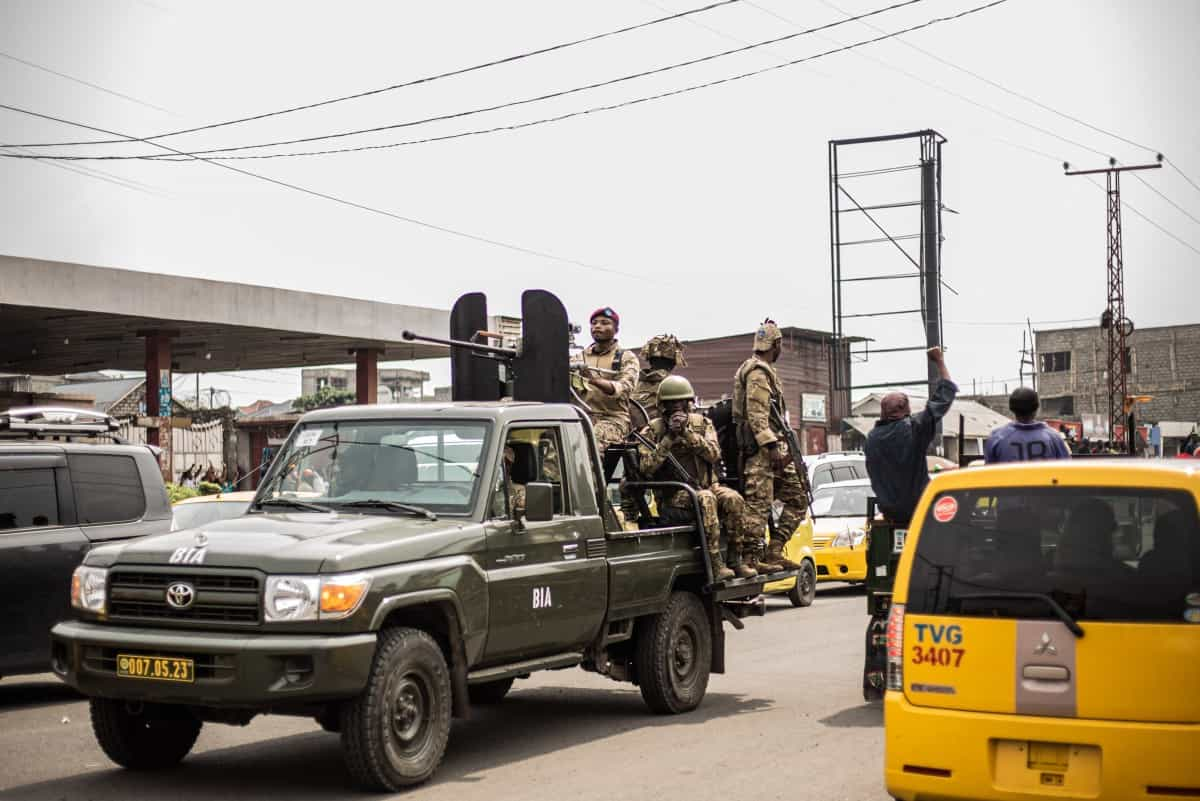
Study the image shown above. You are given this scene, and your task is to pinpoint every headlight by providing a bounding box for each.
[264,576,320,622]
[832,531,850,548]
[850,528,867,547]
[71,566,108,614]
[264,573,372,622]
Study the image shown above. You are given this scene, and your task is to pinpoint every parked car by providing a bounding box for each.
[0,407,171,678]
[885,459,1200,801]
[809,477,873,583]
[171,491,257,531]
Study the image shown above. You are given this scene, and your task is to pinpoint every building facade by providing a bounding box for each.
[656,327,851,454]
[1035,323,1200,429]
[301,367,431,403]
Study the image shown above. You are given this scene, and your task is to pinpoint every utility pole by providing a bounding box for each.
[1064,155,1162,438]
[1017,318,1036,391]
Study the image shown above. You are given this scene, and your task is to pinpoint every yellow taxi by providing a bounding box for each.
[763,512,818,607]
[808,478,872,583]
[884,459,1200,801]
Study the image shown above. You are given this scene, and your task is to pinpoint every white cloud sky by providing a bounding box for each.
[2,0,1197,406]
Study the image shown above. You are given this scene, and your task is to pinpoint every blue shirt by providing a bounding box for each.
[985,421,1071,463]
[864,378,958,526]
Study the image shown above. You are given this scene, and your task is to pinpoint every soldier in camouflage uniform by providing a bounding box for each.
[637,376,757,581]
[733,319,806,574]
[634,334,687,424]
[579,306,642,451]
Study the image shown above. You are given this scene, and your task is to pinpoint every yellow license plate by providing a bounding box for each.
[116,654,195,683]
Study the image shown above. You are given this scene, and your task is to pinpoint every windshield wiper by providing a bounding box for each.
[950,591,1084,638]
[338,499,438,521]
[256,497,334,514]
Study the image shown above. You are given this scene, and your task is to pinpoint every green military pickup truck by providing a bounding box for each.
[51,400,776,791]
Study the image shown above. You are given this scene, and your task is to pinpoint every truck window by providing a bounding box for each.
[0,468,60,529]
[906,486,1200,623]
[494,427,569,518]
[68,454,145,525]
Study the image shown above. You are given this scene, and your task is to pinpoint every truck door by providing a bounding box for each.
[0,454,88,675]
[482,425,607,664]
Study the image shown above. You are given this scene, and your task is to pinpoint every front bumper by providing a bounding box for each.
[51,620,377,707]
[885,693,1200,801]
[813,545,867,582]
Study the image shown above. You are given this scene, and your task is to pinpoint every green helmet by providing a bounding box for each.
[657,375,695,405]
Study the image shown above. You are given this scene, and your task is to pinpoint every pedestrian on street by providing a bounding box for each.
[984,388,1071,463]
[864,347,958,528]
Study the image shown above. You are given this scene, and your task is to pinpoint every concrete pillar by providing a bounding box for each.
[142,331,173,481]
[355,348,380,404]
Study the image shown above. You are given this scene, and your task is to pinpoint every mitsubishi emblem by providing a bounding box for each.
[1033,632,1057,656]
[194,531,208,547]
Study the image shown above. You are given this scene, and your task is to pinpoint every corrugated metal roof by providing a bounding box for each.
[51,377,143,412]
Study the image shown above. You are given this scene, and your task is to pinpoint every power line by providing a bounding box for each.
[8,0,743,149]
[5,0,1011,164]
[0,50,176,116]
[0,103,646,280]
[807,0,1160,157]
[1167,159,1200,199]
[1133,172,1200,228]
[1083,175,1200,258]
[0,144,169,197]
[7,0,933,161]
[744,0,1110,161]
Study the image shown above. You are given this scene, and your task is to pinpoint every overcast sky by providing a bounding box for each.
[2,0,1198,406]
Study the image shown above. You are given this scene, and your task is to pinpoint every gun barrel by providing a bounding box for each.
[402,330,518,359]
[570,363,621,377]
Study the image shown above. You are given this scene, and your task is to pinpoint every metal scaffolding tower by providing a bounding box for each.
[829,130,949,399]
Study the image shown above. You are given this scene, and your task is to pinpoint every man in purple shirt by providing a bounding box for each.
[985,387,1071,463]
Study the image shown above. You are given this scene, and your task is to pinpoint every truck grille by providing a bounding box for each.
[108,568,262,625]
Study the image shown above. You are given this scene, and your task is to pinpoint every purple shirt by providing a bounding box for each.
[985,421,1071,463]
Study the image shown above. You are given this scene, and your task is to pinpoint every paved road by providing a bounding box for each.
[0,585,888,801]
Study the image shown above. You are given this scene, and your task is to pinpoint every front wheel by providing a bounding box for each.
[90,698,201,770]
[340,627,452,791]
[635,591,711,714]
[788,560,817,607]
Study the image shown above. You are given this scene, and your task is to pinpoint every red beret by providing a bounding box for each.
[590,306,619,327]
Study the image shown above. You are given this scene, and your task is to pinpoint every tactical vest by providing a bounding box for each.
[583,344,628,421]
[648,414,715,489]
[732,357,785,422]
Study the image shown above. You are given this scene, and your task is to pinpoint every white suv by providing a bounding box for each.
[803,451,868,490]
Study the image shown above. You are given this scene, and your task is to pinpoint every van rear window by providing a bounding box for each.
[906,487,1200,623]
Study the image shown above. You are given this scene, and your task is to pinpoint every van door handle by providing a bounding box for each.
[562,543,578,561]
[1023,665,1070,681]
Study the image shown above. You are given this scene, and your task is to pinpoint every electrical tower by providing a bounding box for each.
[1064,156,1161,438]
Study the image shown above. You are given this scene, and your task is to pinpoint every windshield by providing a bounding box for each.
[810,483,872,518]
[906,486,1200,623]
[256,420,490,516]
[171,500,251,531]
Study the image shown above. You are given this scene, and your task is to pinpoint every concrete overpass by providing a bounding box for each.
[1,255,452,476]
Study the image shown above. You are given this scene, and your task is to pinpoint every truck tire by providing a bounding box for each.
[90,698,201,770]
[468,677,514,705]
[635,591,711,715]
[340,626,451,791]
[788,560,817,608]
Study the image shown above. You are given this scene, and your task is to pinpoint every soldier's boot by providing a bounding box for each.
[746,545,781,575]
[725,540,757,579]
[709,551,735,582]
[765,539,802,571]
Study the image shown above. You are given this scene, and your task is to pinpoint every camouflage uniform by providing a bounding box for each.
[637,413,749,576]
[582,341,641,450]
[634,335,687,423]
[733,321,807,572]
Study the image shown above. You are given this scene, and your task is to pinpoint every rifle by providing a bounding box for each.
[769,400,814,507]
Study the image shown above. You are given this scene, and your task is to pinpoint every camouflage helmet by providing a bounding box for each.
[641,334,687,366]
[657,375,695,405]
[753,319,783,352]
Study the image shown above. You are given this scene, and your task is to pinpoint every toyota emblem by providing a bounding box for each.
[165,582,196,610]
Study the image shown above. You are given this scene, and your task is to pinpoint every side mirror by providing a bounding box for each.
[524,482,554,523]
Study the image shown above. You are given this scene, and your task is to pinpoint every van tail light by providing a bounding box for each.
[886,602,905,691]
